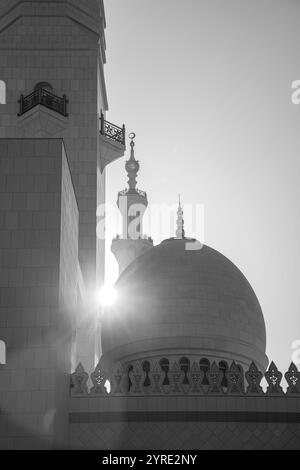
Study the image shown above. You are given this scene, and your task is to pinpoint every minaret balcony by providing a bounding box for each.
[111,235,154,274]
[113,234,153,242]
[118,188,147,198]
[18,88,68,117]
[99,112,126,171]
[17,85,69,137]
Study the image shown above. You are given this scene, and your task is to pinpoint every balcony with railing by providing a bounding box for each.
[100,112,125,145]
[99,111,126,170]
[118,188,147,198]
[18,87,68,117]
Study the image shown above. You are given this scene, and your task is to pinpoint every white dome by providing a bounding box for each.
[101,238,268,372]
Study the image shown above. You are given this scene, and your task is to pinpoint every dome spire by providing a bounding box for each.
[175,194,185,239]
[125,132,140,193]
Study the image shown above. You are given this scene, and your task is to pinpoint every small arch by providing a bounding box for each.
[159,357,170,385]
[0,340,6,364]
[179,357,190,384]
[199,358,210,385]
[34,82,53,93]
[219,360,228,387]
[142,360,151,387]
[0,80,6,104]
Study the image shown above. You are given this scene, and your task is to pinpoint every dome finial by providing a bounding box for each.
[125,132,140,192]
[129,132,136,158]
[175,194,185,239]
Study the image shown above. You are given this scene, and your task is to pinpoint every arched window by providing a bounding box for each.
[142,360,151,387]
[0,340,6,364]
[219,360,228,387]
[0,80,6,104]
[199,358,210,385]
[179,357,190,384]
[34,82,53,93]
[159,357,170,385]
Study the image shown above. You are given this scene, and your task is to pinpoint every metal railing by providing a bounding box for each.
[18,88,68,117]
[118,188,147,198]
[100,111,125,145]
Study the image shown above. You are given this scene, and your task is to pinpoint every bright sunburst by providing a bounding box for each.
[97,284,118,307]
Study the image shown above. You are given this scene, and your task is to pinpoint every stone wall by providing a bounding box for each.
[0,0,107,287]
[69,358,300,449]
[0,0,108,373]
[69,394,300,450]
[70,419,300,450]
[0,138,78,449]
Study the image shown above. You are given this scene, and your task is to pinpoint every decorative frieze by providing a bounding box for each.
[71,357,300,398]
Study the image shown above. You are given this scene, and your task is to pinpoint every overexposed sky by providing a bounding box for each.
[103,0,300,372]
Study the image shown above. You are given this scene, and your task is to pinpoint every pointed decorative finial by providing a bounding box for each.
[175,194,185,239]
[125,132,140,192]
[129,132,136,154]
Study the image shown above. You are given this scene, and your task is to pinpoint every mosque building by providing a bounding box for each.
[70,134,300,450]
[0,0,299,450]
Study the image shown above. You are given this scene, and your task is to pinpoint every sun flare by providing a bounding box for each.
[97,284,118,307]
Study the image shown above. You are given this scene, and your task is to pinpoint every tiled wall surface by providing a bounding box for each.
[0,3,107,288]
[0,0,108,373]
[70,420,300,450]
[0,139,78,449]
[69,394,300,449]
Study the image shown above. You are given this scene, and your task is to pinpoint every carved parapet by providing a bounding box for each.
[226,361,245,394]
[70,363,89,395]
[207,362,224,394]
[265,361,284,396]
[190,361,204,394]
[70,359,300,397]
[110,363,128,395]
[90,362,109,395]
[245,362,264,395]
[285,362,300,395]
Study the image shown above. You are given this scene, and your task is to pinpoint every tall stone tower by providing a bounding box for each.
[0,0,125,448]
[111,134,153,274]
[0,0,125,287]
[0,0,125,369]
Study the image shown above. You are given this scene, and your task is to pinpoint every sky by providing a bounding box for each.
[103,0,300,373]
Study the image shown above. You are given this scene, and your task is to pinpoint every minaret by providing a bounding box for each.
[111,133,153,275]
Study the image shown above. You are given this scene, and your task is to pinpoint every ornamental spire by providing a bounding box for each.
[125,132,140,192]
[175,194,185,239]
